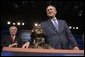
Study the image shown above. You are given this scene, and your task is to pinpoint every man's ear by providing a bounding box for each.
[55,10,57,14]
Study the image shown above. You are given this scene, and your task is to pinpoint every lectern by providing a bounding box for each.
[1,47,84,56]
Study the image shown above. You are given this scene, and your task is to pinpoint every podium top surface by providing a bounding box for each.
[2,47,84,54]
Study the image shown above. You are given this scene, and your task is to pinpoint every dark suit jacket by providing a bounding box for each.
[1,34,24,47]
[41,19,78,49]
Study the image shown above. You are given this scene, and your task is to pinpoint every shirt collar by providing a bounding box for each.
[51,17,57,21]
[51,17,58,25]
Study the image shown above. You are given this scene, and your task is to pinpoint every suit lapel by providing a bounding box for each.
[47,19,64,33]
[47,20,59,33]
[9,35,18,43]
[57,20,63,33]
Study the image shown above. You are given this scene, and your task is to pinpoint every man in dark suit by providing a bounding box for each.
[22,5,79,50]
[1,26,23,47]
[40,5,79,49]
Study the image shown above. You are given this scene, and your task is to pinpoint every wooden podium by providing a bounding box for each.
[1,47,84,56]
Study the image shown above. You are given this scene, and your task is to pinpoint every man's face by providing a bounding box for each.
[46,6,57,18]
[9,27,17,35]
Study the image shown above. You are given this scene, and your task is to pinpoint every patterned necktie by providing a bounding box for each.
[53,19,59,31]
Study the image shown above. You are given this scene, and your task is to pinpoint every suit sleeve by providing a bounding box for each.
[1,35,11,47]
[64,21,78,48]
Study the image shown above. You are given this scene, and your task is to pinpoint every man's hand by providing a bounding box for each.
[22,42,30,48]
[9,43,18,47]
[73,47,79,50]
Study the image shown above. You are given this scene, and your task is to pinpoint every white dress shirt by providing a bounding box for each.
[51,17,58,26]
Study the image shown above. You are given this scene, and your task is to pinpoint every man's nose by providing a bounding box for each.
[48,11,51,13]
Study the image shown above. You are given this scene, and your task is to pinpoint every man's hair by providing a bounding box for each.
[46,5,57,11]
[9,26,17,30]
[47,4,56,8]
